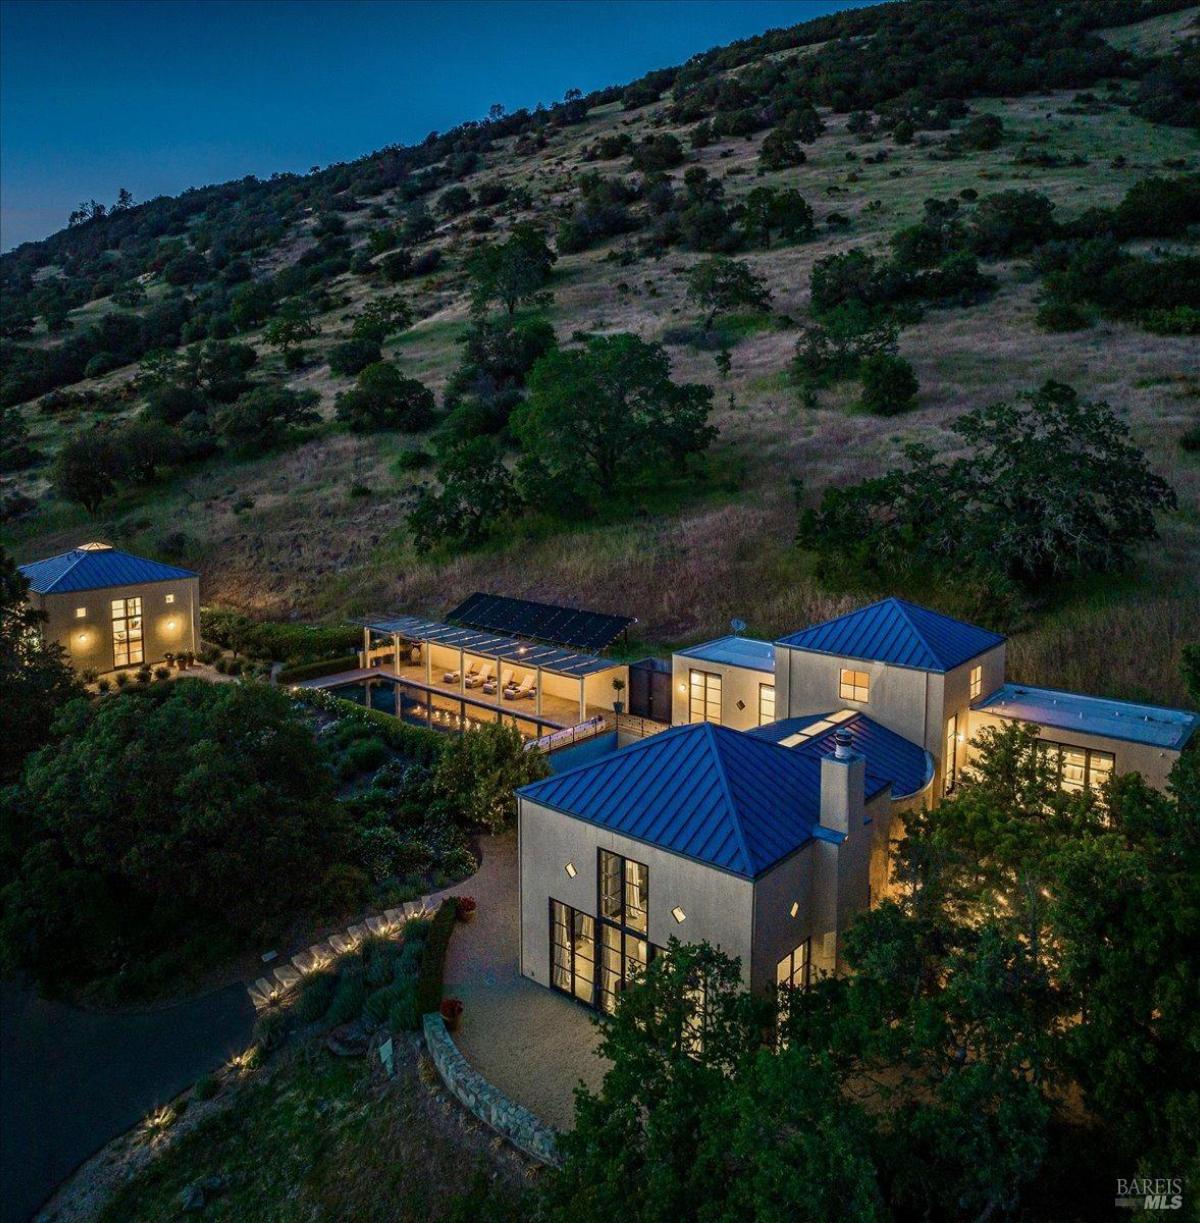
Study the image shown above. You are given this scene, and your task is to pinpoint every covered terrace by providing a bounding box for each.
[360,614,627,728]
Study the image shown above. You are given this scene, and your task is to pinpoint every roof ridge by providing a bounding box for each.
[706,724,756,877]
[519,721,699,793]
[45,549,90,592]
[891,599,942,669]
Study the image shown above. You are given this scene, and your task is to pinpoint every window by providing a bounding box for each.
[689,669,722,724]
[164,593,176,604]
[945,714,959,795]
[1036,739,1116,796]
[970,665,982,700]
[111,596,143,667]
[839,668,869,702]
[758,684,775,726]
[74,607,87,619]
[597,850,652,1013]
[776,940,810,993]
[550,900,595,1005]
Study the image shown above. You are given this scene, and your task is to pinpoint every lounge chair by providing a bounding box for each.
[503,673,536,701]
[442,668,461,684]
[465,662,493,688]
[483,667,513,696]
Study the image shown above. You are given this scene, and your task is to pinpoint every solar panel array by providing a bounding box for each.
[363,614,618,677]
[445,592,634,652]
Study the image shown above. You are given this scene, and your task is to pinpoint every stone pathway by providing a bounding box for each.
[440,833,607,1132]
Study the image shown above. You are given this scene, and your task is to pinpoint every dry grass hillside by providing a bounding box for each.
[4,5,1199,704]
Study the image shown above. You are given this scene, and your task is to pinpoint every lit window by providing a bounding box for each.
[75,607,87,619]
[598,850,652,1014]
[564,861,577,878]
[839,668,869,702]
[111,596,144,668]
[689,669,722,724]
[758,684,775,726]
[165,593,176,604]
[1037,739,1115,797]
[945,714,959,795]
[776,940,810,993]
[970,665,982,700]
[671,906,686,923]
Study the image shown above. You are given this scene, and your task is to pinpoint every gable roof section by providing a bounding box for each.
[776,598,1004,673]
[19,546,197,595]
[751,711,934,801]
[518,722,878,879]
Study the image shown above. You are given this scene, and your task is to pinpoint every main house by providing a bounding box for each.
[518,598,1197,1013]
[18,542,199,674]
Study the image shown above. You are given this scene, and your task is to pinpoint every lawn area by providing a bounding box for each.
[99,1036,530,1223]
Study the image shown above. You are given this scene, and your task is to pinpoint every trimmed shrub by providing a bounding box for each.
[388,980,422,1032]
[297,969,339,1023]
[276,654,359,684]
[325,967,366,1027]
[415,898,459,1016]
[192,1073,219,1101]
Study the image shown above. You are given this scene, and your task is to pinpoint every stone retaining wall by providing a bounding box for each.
[422,1012,562,1167]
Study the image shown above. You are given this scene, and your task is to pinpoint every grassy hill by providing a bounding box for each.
[2,0,1198,703]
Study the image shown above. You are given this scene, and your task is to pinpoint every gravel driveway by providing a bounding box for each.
[441,833,607,1131]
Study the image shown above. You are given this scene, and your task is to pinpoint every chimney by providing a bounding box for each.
[820,732,865,837]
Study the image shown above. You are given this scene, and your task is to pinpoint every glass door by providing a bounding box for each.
[111,596,144,667]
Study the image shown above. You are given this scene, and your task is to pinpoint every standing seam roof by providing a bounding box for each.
[518,722,871,878]
[18,547,198,594]
[775,598,1004,672]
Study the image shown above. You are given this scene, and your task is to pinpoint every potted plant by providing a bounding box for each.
[440,997,464,1032]
[612,676,626,715]
[456,896,477,924]
[164,652,175,668]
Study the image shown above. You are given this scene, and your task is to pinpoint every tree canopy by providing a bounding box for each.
[799,380,1176,594]
[513,333,715,509]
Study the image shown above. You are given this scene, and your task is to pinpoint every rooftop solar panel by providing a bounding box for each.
[446,592,634,652]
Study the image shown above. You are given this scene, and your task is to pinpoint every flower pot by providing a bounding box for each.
[458,907,476,924]
[443,1011,461,1032]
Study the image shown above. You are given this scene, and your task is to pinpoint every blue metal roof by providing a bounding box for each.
[518,722,884,879]
[676,635,775,673]
[974,684,1199,752]
[19,544,197,595]
[752,711,934,801]
[776,598,1004,673]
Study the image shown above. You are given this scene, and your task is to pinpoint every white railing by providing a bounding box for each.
[526,714,610,754]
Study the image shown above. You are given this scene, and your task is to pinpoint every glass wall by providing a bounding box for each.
[1037,739,1115,795]
[111,596,143,667]
[550,900,596,1005]
[597,849,652,1014]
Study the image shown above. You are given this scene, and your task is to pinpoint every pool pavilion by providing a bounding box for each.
[360,614,628,729]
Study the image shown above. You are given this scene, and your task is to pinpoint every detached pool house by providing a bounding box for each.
[354,614,629,739]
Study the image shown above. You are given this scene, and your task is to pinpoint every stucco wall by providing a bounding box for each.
[968,709,1184,792]
[37,577,199,673]
[670,654,774,731]
[518,798,756,992]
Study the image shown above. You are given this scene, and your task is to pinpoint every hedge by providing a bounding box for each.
[417,898,459,1016]
[291,686,446,766]
[276,654,360,684]
[200,607,361,664]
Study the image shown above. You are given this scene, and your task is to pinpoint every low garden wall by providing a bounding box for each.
[423,1012,562,1167]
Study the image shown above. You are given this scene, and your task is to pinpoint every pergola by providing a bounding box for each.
[361,614,624,724]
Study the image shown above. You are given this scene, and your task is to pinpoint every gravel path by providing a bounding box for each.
[440,833,607,1132]
[0,981,253,1223]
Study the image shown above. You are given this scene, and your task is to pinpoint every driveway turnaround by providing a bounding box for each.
[441,833,607,1132]
[0,980,254,1223]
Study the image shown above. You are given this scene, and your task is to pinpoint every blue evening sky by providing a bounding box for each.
[0,0,874,251]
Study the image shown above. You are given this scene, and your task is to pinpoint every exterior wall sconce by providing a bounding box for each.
[678,683,687,694]
[671,905,686,923]
[564,861,577,878]
[166,619,177,631]
[789,901,799,918]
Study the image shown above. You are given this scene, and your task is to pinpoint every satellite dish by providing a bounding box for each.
[730,618,747,635]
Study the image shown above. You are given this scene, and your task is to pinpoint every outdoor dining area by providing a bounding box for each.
[359,613,629,729]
